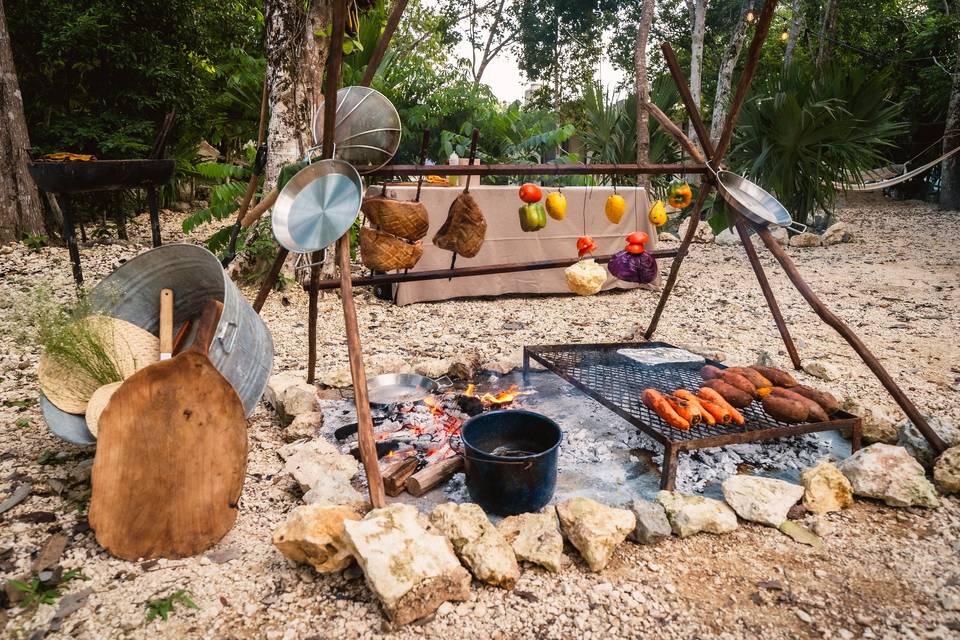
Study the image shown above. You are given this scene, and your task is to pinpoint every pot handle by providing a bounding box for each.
[217,320,239,354]
[433,375,453,390]
[785,220,808,234]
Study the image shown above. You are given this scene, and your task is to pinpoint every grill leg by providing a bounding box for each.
[660,444,679,491]
[850,418,862,453]
[522,348,530,384]
[147,187,161,247]
[59,194,83,287]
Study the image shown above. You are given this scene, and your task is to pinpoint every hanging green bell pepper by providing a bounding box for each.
[519,203,547,232]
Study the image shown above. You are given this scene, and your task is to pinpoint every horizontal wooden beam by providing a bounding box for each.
[303,248,680,291]
[368,163,707,178]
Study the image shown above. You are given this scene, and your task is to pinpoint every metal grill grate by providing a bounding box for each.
[523,341,861,490]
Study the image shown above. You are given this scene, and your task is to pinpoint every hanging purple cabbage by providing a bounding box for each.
[607,249,658,284]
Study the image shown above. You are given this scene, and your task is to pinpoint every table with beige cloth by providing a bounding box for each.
[364,185,657,305]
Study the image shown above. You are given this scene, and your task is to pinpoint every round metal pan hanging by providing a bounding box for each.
[311,86,401,174]
[714,169,806,234]
[272,159,363,253]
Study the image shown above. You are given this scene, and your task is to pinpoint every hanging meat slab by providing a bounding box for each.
[433,192,487,258]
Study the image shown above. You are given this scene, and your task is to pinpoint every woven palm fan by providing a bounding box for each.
[360,227,423,271]
[38,315,159,414]
[84,381,123,437]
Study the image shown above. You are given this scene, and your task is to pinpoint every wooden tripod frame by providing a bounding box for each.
[255,0,945,506]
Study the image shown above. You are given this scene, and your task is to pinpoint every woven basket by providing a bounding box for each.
[38,315,159,414]
[361,196,429,241]
[360,227,423,271]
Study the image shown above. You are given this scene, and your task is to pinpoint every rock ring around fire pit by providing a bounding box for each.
[461,410,562,516]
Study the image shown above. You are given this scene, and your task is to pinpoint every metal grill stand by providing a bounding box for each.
[524,342,862,490]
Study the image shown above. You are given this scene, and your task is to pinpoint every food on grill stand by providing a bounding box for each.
[761,394,809,423]
[697,387,746,425]
[749,365,798,388]
[791,385,841,415]
[701,378,753,408]
[641,388,689,430]
[696,396,733,425]
[700,364,761,398]
[725,366,773,389]
[673,389,715,426]
[666,393,703,426]
[769,386,829,422]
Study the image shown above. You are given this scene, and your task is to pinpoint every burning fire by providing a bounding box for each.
[464,383,531,405]
[422,394,445,415]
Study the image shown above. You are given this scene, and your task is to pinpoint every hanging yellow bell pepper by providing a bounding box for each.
[667,181,693,208]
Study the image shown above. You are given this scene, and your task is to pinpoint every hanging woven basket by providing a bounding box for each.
[361,196,429,241]
[360,227,423,271]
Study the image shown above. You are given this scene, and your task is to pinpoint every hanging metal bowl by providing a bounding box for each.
[311,86,401,174]
[714,169,806,233]
[272,159,363,253]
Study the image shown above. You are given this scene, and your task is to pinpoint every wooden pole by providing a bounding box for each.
[252,247,288,314]
[325,0,386,507]
[360,0,409,87]
[755,226,947,453]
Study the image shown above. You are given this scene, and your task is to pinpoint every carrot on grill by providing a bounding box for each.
[666,394,703,426]
[642,388,690,430]
[673,389,715,426]
[697,387,745,425]
[698,398,732,425]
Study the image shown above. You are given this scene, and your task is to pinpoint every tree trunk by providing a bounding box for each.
[634,0,655,191]
[264,0,332,189]
[709,0,750,146]
[940,28,960,210]
[0,0,43,244]
[783,0,803,69]
[685,0,707,147]
[815,0,839,70]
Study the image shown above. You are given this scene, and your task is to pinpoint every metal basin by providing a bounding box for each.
[716,170,805,233]
[366,373,445,406]
[312,86,402,174]
[27,159,175,193]
[41,244,273,444]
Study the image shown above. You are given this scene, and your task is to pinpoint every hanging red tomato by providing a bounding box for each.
[519,183,543,203]
[576,235,597,258]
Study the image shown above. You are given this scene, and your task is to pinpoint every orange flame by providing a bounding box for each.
[422,395,444,415]
[478,385,531,405]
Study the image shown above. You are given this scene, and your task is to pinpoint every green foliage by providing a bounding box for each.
[21,233,48,252]
[724,63,906,226]
[9,569,88,610]
[15,418,30,428]
[146,589,199,622]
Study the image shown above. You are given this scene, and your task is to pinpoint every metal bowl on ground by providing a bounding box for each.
[366,373,452,407]
[461,410,563,516]
[271,159,363,254]
[312,86,401,174]
[715,170,806,233]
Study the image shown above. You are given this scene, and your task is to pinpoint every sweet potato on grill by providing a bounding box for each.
[762,395,809,423]
[702,379,753,408]
[790,385,841,415]
[666,394,703,426]
[642,388,690,430]
[697,387,745,425]
[769,387,829,422]
[700,365,725,380]
[726,366,772,389]
[750,365,798,388]
[674,389,715,426]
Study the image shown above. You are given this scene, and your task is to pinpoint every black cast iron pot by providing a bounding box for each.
[461,409,562,516]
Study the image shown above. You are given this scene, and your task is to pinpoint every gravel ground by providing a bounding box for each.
[1,198,959,639]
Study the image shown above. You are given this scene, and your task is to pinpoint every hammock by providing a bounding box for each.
[836,145,960,192]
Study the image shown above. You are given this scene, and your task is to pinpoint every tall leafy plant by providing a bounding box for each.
[721,63,906,227]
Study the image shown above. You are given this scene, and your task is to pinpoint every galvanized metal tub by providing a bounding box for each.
[42,244,273,444]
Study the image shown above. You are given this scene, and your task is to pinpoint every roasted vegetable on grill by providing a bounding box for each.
[642,388,690,430]
[673,389,714,426]
[768,387,829,422]
[791,385,841,415]
[666,394,702,426]
[697,387,745,424]
[726,366,772,390]
[701,365,758,398]
[702,379,753,409]
[749,365,798,388]
[762,395,809,423]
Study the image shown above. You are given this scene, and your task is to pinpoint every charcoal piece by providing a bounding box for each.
[456,395,484,416]
[433,192,486,258]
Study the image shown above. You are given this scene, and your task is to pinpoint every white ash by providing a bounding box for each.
[560,426,650,465]
[444,472,471,502]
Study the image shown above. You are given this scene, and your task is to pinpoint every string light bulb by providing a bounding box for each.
[780,29,789,42]
[745,10,756,23]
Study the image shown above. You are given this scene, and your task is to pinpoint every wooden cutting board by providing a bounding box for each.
[89,300,248,560]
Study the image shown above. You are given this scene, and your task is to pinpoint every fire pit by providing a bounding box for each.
[523,341,862,491]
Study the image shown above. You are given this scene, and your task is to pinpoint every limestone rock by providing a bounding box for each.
[414,358,452,379]
[820,222,848,245]
[367,353,413,377]
[839,444,939,508]
[343,504,471,625]
[934,446,960,495]
[317,368,353,388]
[803,360,840,382]
[658,232,679,243]
[677,217,714,244]
[714,228,741,246]
[283,439,358,492]
[629,499,671,544]
[265,372,317,424]
[430,503,519,588]
[769,226,789,246]
[556,498,635,572]
[655,491,738,538]
[897,416,960,470]
[789,232,822,248]
[303,474,368,513]
[497,507,563,572]
[273,505,361,573]
[842,399,898,444]
[801,461,853,515]
[721,475,804,527]
[778,520,822,547]
[283,411,324,443]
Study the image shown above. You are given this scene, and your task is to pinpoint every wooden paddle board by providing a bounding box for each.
[89,300,248,560]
